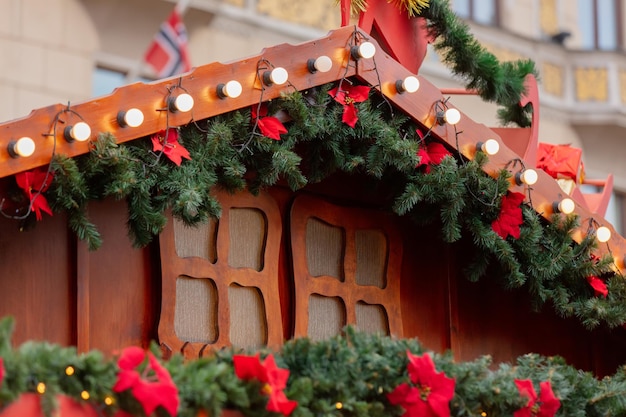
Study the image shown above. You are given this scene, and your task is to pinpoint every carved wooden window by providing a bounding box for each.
[158,190,284,357]
[290,195,403,341]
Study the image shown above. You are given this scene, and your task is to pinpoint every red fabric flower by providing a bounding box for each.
[233,353,297,416]
[387,352,455,417]
[514,379,560,417]
[587,276,608,298]
[417,142,452,173]
[151,128,191,166]
[492,191,526,240]
[328,84,370,128]
[15,168,54,221]
[112,346,179,417]
[251,104,287,140]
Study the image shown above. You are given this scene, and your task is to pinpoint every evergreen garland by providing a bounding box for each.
[2,318,626,417]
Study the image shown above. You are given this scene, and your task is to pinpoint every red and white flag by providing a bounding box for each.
[144,9,191,78]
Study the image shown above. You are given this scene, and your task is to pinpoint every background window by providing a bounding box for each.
[577,0,621,50]
[453,0,498,26]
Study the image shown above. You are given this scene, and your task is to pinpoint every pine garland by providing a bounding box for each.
[2,319,626,417]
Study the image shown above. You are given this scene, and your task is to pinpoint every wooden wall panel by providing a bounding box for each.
[0,213,74,346]
[78,198,158,353]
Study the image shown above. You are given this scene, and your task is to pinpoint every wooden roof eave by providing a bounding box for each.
[0,25,624,268]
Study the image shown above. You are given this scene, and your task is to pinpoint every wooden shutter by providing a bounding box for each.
[290,194,403,340]
[158,190,284,358]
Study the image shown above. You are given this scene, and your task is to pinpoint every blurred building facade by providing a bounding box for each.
[1,0,624,232]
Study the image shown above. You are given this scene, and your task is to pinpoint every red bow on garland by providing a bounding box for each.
[251,103,288,140]
[491,191,526,240]
[15,168,54,220]
[233,353,298,416]
[328,84,371,128]
[151,128,191,166]
[587,276,608,298]
[514,379,560,417]
[112,346,179,417]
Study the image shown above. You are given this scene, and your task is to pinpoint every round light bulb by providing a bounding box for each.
[596,226,611,243]
[9,136,36,157]
[36,382,46,394]
[444,108,461,125]
[556,198,575,214]
[173,93,194,112]
[397,76,420,94]
[479,139,499,156]
[353,41,376,59]
[68,122,91,142]
[518,169,538,185]
[310,55,333,73]
[81,391,90,400]
[65,366,75,376]
[219,80,242,98]
[119,108,144,128]
[104,396,114,406]
[268,67,288,85]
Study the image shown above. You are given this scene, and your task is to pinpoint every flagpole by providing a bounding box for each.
[124,0,192,83]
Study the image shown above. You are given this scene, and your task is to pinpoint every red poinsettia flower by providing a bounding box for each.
[417,142,452,173]
[251,104,287,140]
[151,128,191,166]
[112,346,179,417]
[587,276,608,298]
[328,84,371,128]
[387,351,455,417]
[15,168,54,221]
[514,379,560,417]
[233,353,297,416]
[492,191,526,240]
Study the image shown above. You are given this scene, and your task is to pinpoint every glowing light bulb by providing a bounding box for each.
[515,169,538,186]
[444,108,461,125]
[104,396,114,406]
[217,80,243,99]
[36,382,46,394]
[64,122,91,142]
[117,108,144,128]
[263,67,289,86]
[596,226,611,243]
[307,56,333,73]
[477,139,499,156]
[65,366,75,376]
[81,391,90,400]
[169,93,194,112]
[554,198,575,214]
[351,41,376,60]
[396,76,420,94]
[8,136,36,158]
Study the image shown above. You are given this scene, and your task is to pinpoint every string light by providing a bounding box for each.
[7,136,36,158]
[335,402,343,409]
[596,226,612,243]
[476,139,499,156]
[104,396,114,406]
[216,80,243,99]
[64,121,91,142]
[65,365,75,376]
[307,56,333,73]
[553,197,575,214]
[395,76,420,94]
[262,67,289,86]
[81,391,90,400]
[168,93,194,112]
[435,100,461,126]
[515,169,538,186]
[117,108,144,128]
[350,41,376,60]
[36,382,46,394]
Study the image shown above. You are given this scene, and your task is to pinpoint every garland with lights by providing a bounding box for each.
[4,80,623,330]
[2,318,626,417]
